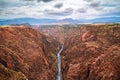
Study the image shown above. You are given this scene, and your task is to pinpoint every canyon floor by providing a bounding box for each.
[0,24,120,80]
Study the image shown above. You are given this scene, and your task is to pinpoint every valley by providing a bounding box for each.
[0,24,120,80]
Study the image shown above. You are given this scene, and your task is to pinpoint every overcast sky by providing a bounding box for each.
[0,0,120,19]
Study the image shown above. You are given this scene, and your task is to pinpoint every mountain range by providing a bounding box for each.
[0,17,120,25]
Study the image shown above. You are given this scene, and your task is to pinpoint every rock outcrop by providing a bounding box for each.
[0,26,60,80]
[0,63,28,80]
[35,25,79,44]
[61,24,120,80]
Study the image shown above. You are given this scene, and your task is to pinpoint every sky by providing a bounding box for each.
[0,0,120,19]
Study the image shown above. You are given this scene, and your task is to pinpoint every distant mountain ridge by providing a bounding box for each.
[0,18,57,25]
[0,17,120,25]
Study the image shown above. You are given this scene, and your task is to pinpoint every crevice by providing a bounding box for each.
[86,64,91,79]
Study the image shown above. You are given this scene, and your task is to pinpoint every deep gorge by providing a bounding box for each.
[57,45,64,80]
[0,24,120,80]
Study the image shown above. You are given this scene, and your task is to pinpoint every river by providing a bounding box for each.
[57,45,64,80]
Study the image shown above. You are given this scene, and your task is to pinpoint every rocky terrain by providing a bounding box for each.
[61,24,120,80]
[0,26,60,80]
[34,24,79,44]
[0,24,120,80]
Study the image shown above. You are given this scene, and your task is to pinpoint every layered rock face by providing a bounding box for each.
[1,24,120,80]
[0,63,28,80]
[0,27,60,80]
[35,25,79,44]
[61,24,120,80]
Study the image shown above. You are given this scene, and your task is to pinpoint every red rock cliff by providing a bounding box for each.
[0,26,60,80]
[61,24,120,80]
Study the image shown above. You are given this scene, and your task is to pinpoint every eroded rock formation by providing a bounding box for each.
[61,24,120,80]
[0,26,60,80]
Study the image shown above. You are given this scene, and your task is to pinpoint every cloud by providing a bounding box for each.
[84,0,93,2]
[20,0,34,1]
[37,0,53,2]
[77,8,87,13]
[21,0,53,2]
[54,3,63,8]
[0,1,8,8]
[103,11,120,17]
[44,8,73,16]
[101,4,117,7]
[0,0,120,19]
[86,0,104,11]
[89,1,100,8]
[0,9,3,14]
[64,8,73,14]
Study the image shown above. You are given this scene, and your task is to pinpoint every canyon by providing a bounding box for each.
[0,26,60,80]
[0,24,120,80]
[61,24,120,80]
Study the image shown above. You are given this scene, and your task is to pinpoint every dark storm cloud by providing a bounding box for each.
[54,3,63,8]
[77,8,87,13]
[44,8,73,16]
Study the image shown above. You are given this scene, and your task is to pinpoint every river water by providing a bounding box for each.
[57,45,64,80]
